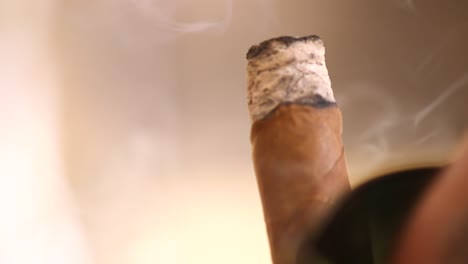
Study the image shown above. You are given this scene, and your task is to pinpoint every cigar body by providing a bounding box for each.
[251,104,349,263]
[247,36,351,264]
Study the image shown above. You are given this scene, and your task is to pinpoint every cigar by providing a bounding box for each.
[246,35,351,264]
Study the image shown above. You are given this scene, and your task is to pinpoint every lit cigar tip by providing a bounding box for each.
[246,35,322,60]
[246,35,334,122]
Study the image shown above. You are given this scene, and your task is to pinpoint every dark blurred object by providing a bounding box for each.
[297,167,441,264]
[393,145,468,264]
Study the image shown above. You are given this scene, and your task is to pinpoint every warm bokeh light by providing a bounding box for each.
[0,1,91,263]
[1,0,467,263]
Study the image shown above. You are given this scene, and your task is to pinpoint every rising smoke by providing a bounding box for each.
[3,1,466,264]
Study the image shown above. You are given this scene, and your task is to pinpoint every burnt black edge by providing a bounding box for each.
[258,97,337,121]
[246,35,321,60]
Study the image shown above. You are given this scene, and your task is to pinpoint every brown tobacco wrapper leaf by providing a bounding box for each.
[251,104,351,264]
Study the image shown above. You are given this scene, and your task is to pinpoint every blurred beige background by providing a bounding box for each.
[1,0,467,263]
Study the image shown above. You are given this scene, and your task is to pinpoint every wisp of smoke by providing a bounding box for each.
[131,0,233,33]
[414,28,457,75]
[337,83,402,172]
[341,72,466,178]
[397,0,416,12]
[413,73,468,127]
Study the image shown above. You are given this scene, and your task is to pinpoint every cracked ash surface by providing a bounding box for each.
[246,35,336,122]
